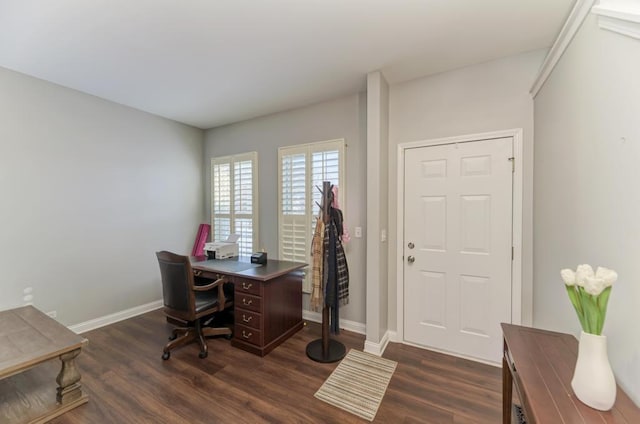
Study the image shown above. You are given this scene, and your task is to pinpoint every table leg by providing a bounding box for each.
[502,350,513,424]
[56,348,83,404]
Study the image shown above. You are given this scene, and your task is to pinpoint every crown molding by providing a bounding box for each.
[530,0,597,98]
[592,0,640,39]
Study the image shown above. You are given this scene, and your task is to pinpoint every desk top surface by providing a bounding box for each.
[190,256,307,281]
[0,306,87,379]
[502,323,640,423]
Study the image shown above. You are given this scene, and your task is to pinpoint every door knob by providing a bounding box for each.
[407,256,415,263]
[408,242,415,249]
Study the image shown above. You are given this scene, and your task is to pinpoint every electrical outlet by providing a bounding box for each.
[23,287,34,304]
[46,311,57,319]
[354,226,362,238]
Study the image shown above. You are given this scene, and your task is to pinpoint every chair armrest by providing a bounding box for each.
[193,277,227,312]
[193,276,225,291]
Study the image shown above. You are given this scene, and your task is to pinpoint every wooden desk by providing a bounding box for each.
[501,323,640,423]
[191,257,306,356]
[0,306,88,424]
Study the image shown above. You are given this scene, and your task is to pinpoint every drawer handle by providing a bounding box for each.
[242,315,253,323]
[193,270,202,277]
[242,282,253,290]
[242,330,252,339]
[242,298,253,306]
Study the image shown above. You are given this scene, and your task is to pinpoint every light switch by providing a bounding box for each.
[354,226,362,238]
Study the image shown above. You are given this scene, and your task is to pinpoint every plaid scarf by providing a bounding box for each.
[309,217,325,312]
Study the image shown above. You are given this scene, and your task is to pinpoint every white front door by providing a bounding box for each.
[403,137,513,363]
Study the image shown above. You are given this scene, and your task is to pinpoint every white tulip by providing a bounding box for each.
[584,276,607,296]
[561,269,576,286]
[595,266,618,287]
[560,264,617,334]
[575,264,594,287]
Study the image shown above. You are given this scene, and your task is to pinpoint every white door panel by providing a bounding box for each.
[403,137,513,363]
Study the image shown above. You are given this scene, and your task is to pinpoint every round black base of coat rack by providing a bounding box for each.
[306,338,346,363]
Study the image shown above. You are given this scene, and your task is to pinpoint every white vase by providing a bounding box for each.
[571,331,617,411]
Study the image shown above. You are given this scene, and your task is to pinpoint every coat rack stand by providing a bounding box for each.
[306,181,346,363]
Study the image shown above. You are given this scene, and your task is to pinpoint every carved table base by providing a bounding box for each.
[56,349,84,405]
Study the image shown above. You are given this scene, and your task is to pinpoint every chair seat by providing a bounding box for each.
[194,290,219,313]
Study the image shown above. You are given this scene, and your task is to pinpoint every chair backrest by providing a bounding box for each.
[156,251,196,321]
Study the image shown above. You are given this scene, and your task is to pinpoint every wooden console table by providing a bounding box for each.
[0,306,88,424]
[502,323,640,423]
[191,257,306,356]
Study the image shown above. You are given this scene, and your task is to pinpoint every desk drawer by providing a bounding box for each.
[235,324,261,346]
[235,279,261,296]
[236,293,261,312]
[237,309,261,330]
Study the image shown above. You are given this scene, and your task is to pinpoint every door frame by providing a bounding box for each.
[395,128,527,347]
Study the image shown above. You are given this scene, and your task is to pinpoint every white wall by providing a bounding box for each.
[204,94,367,323]
[366,71,389,346]
[534,14,640,404]
[0,67,205,326]
[388,49,546,332]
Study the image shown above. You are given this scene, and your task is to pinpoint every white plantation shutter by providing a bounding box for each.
[278,139,345,292]
[211,152,258,257]
[212,162,231,243]
[280,148,308,265]
[234,158,255,257]
[310,146,341,232]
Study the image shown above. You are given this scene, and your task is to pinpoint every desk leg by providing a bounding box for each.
[502,348,513,423]
[56,348,83,404]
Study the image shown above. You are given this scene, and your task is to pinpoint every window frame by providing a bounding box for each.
[277,139,346,292]
[210,151,259,257]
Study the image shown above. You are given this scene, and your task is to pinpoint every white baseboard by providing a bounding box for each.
[302,310,366,335]
[68,300,163,334]
[69,304,364,338]
[364,330,392,356]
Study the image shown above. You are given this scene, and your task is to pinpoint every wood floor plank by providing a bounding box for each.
[42,309,502,423]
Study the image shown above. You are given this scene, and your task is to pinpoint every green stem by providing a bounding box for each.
[565,285,586,331]
[577,286,597,334]
[596,287,612,334]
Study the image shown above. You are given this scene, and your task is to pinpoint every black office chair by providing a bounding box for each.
[156,251,233,359]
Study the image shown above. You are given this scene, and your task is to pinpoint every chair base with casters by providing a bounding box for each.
[162,318,232,360]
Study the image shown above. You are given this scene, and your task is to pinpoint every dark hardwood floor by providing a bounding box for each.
[46,309,502,423]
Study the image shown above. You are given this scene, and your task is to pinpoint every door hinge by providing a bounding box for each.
[508,157,515,173]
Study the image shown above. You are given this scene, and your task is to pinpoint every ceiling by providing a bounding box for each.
[0,0,574,129]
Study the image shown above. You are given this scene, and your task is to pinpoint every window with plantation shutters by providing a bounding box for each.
[278,139,345,292]
[211,152,258,257]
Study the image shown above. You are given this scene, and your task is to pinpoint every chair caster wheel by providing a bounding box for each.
[162,351,170,360]
[168,334,177,341]
[199,351,208,359]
